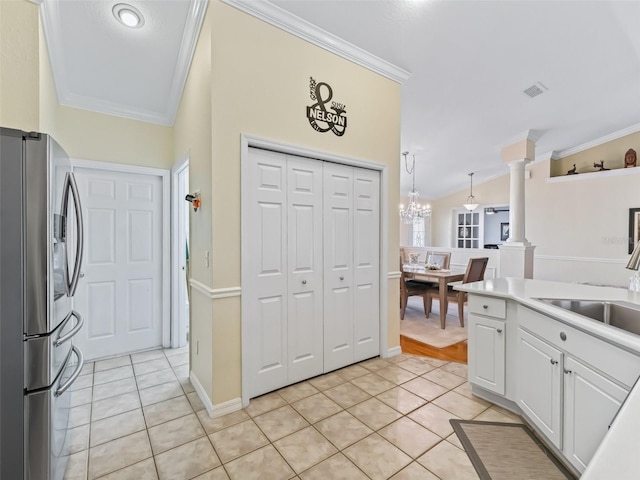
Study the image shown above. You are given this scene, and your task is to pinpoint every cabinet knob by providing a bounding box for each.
[340,276,344,281]
[496,328,503,334]
[560,332,567,341]
[302,280,307,285]
[483,305,489,309]
[550,359,558,365]
[564,369,572,374]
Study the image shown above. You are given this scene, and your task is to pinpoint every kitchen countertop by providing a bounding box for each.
[455,277,640,478]
[455,277,640,354]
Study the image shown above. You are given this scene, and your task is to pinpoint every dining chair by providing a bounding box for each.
[425,257,489,327]
[426,251,451,269]
[399,256,433,320]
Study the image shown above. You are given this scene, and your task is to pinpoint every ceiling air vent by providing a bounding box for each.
[523,82,548,98]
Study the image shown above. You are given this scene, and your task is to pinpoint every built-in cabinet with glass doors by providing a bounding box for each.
[457,210,480,248]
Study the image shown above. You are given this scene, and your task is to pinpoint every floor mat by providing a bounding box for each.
[450,420,576,480]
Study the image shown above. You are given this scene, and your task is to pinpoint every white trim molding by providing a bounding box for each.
[221,0,410,84]
[388,271,402,280]
[189,279,242,299]
[210,397,243,418]
[553,122,640,159]
[535,255,627,265]
[189,371,214,416]
[384,346,402,358]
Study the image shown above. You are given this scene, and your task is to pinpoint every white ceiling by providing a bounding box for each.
[41,0,640,199]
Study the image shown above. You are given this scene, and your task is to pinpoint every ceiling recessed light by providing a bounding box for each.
[113,3,145,28]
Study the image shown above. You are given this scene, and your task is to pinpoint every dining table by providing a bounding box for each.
[402,264,465,329]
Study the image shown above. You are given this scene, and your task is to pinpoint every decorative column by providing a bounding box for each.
[499,133,537,279]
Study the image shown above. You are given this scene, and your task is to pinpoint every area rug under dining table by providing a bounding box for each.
[400,296,468,348]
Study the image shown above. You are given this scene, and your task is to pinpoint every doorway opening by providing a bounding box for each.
[172,157,190,348]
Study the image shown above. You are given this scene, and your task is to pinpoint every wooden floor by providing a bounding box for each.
[400,334,468,364]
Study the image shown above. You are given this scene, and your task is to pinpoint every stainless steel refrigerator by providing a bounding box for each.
[1,127,86,480]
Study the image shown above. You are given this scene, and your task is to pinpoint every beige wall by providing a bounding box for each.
[430,174,510,248]
[203,0,401,404]
[173,4,214,396]
[427,136,640,287]
[0,0,40,131]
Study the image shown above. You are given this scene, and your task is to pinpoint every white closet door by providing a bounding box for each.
[244,149,289,397]
[323,163,355,372]
[287,156,324,383]
[353,168,380,361]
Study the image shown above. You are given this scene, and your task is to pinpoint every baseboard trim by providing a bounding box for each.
[209,397,243,418]
[189,371,214,416]
[384,346,402,358]
[189,279,242,299]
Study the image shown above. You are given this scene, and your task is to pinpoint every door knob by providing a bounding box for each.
[496,329,502,333]
[79,272,85,278]
[302,280,307,285]
[340,276,344,281]
[550,359,558,365]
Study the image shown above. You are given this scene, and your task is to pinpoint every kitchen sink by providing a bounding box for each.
[535,298,640,337]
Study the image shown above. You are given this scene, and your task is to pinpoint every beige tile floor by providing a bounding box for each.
[63,348,522,480]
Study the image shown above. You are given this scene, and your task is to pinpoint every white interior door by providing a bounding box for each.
[244,149,289,397]
[73,167,164,360]
[323,163,355,372]
[353,168,380,361]
[287,156,323,383]
[177,164,189,347]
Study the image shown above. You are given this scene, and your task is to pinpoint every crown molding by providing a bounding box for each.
[221,0,410,84]
[553,122,640,159]
[40,0,208,126]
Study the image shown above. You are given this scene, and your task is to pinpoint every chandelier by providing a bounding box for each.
[399,152,431,225]
[463,172,479,211]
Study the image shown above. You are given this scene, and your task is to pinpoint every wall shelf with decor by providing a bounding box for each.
[547,164,640,183]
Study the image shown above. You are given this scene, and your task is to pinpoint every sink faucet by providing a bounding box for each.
[626,241,640,291]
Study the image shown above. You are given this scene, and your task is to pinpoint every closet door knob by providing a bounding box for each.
[340,276,344,281]
[302,280,307,285]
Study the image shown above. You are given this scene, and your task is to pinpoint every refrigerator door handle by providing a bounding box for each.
[54,310,84,347]
[62,172,84,296]
[55,346,84,397]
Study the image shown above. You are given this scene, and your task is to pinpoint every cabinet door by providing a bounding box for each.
[287,156,324,384]
[353,168,380,362]
[323,163,355,371]
[517,328,563,448]
[468,315,505,395]
[244,149,289,397]
[563,357,628,473]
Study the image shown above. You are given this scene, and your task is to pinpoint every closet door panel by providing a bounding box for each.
[245,149,288,397]
[287,156,324,383]
[323,163,354,372]
[353,170,380,361]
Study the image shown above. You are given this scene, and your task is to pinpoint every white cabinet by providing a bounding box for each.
[562,355,628,472]
[517,306,635,473]
[243,148,380,399]
[468,296,506,395]
[517,329,563,447]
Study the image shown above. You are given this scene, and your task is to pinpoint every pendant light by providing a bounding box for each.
[399,152,431,224]
[463,172,479,211]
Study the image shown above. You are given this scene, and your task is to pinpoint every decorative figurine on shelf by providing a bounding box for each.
[593,160,610,171]
[624,149,637,168]
[566,164,578,175]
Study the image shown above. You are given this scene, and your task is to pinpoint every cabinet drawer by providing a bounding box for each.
[468,295,506,319]
[519,305,640,388]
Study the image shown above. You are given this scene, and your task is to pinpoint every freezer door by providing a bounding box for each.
[25,345,84,480]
